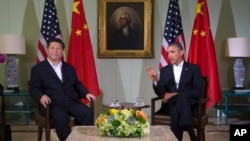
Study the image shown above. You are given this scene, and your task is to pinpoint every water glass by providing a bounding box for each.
[136,97,144,106]
[110,97,120,107]
[113,98,120,107]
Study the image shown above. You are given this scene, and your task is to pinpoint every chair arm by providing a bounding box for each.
[197,97,210,121]
[90,99,94,111]
[45,105,51,129]
[151,96,163,116]
[44,99,94,119]
[151,96,163,102]
[199,97,209,104]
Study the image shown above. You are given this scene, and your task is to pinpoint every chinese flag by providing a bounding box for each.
[188,0,221,108]
[67,0,100,103]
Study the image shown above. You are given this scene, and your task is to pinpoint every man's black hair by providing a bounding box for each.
[47,38,65,49]
[169,42,183,50]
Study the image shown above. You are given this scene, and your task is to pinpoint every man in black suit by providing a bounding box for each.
[146,42,202,141]
[29,38,96,141]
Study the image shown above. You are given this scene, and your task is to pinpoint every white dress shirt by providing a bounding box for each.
[173,61,184,89]
[47,59,63,81]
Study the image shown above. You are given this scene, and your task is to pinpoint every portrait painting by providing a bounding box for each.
[98,0,153,58]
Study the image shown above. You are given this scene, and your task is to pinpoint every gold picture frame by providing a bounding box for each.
[98,0,153,58]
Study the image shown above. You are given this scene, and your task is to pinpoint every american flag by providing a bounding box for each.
[37,0,63,63]
[159,0,186,70]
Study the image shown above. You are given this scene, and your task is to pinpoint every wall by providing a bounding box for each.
[0,0,250,116]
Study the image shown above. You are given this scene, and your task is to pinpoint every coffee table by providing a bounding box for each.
[50,126,177,141]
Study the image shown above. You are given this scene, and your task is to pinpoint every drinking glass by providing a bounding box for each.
[110,97,115,106]
[110,97,120,107]
[113,98,120,107]
[135,97,144,106]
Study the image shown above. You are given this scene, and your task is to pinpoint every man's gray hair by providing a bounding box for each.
[120,12,131,23]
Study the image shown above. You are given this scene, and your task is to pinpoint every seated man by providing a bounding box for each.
[29,38,96,141]
[146,42,203,141]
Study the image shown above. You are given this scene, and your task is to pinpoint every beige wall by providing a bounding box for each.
[0,0,250,115]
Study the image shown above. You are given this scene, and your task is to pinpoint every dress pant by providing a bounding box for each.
[50,97,93,141]
[165,94,198,141]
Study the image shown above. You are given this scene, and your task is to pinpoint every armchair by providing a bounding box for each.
[151,77,209,141]
[35,100,94,141]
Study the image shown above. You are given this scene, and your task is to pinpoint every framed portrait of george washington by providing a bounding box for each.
[98,0,153,58]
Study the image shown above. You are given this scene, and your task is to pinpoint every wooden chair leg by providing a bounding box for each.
[201,128,205,141]
[196,127,205,141]
[45,127,50,141]
[197,127,201,141]
[37,126,43,141]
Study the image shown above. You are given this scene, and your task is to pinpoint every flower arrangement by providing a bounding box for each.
[95,108,150,138]
[0,53,6,63]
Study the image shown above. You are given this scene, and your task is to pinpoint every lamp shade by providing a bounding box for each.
[227,37,250,57]
[0,34,26,55]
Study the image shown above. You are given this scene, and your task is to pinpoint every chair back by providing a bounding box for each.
[200,77,209,116]
[0,83,5,141]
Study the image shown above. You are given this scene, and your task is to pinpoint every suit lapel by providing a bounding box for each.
[168,65,178,91]
[45,60,63,83]
[178,62,189,89]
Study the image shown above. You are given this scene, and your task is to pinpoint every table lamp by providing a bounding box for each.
[226,37,250,90]
[0,34,26,92]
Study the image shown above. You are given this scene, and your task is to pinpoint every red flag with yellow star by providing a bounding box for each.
[67,0,100,103]
[187,0,221,108]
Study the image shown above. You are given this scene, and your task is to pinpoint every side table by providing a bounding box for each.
[221,90,250,124]
[104,102,150,110]
[4,90,32,124]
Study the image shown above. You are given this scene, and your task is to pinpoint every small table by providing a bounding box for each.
[104,102,150,110]
[3,90,32,124]
[221,90,250,124]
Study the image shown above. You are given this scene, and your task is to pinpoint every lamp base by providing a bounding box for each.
[232,87,245,90]
[7,87,20,93]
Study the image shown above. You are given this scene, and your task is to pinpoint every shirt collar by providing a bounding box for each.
[47,58,62,67]
[173,61,184,68]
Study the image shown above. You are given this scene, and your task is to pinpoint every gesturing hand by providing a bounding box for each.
[145,66,158,83]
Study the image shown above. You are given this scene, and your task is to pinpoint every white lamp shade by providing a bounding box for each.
[227,37,250,57]
[226,38,250,57]
[0,34,26,55]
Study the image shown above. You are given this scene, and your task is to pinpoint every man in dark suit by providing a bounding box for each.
[29,38,96,141]
[146,42,202,141]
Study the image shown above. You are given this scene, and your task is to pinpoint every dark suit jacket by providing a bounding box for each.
[108,26,143,50]
[29,59,89,108]
[153,62,203,115]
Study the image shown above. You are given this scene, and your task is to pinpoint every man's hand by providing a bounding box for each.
[86,93,96,102]
[145,66,158,83]
[40,95,51,108]
[163,93,177,103]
